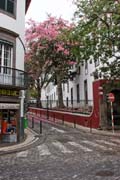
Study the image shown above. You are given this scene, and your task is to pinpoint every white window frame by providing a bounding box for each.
[0,40,13,74]
[0,0,16,16]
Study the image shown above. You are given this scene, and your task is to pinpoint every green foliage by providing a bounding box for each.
[29,88,38,98]
[103,80,120,93]
[73,0,120,79]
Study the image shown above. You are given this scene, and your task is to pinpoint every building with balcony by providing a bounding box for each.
[0,0,31,143]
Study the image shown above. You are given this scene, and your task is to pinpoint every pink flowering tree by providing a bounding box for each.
[25,16,77,108]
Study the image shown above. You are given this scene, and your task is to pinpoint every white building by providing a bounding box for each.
[42,61,96,111]
[0,0,31,142]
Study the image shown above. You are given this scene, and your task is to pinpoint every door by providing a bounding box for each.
[107,90,120,127]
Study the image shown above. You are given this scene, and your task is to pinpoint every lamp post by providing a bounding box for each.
[18,90,25,142]
[46,95,49,120]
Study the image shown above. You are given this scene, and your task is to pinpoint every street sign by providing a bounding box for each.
[108,93,115,102]
[106,93,115,133]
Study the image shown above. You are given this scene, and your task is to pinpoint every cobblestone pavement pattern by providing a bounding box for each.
[0,122,120,180]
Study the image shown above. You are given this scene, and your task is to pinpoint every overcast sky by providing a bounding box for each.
[25,0,76,23]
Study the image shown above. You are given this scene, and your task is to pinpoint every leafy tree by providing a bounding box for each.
[25,16,76,108]
[73,0,120,79]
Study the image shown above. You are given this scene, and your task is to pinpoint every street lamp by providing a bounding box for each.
[46,95,49,120]
[18,90,25,142]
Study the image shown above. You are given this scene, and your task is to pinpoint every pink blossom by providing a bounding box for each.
[25,15,76,68]
[68,61,77,65]
[57,45,64,52]
[64,49,69,55]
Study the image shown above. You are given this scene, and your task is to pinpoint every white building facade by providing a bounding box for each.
[42,60,96,113]
[0,0,31,142]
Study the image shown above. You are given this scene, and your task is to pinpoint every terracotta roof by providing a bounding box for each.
[26,0,31,13]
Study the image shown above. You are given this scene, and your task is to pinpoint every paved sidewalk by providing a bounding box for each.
[0,128,39,155]
[75,123,120,137]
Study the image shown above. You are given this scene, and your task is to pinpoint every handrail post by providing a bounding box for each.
[40,120,42,134]
[74,119,76,128]
[90,119,92,133]
[62,115,64,125]
[32,116,34,128]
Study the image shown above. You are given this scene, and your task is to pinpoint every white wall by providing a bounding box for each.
[0,0,26,70]
[62,62,95,101]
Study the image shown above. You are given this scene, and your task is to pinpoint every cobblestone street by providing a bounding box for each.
[0,122,120,180]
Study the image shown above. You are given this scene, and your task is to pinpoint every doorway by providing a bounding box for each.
[107,90,120,127]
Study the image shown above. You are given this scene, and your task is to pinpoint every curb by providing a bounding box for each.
[75,124,120,137]
[0,128,39,155]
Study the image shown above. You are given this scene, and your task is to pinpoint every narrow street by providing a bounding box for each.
[0,122,120,180]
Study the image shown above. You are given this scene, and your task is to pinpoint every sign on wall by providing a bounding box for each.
[108,93,115,102]
[0,89,19,97]
[0,103,19,109]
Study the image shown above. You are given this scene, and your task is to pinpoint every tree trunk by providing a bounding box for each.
[36,79,42,108]
[57,75,64,108]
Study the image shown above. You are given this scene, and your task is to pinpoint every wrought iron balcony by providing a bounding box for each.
[0,66,28,89]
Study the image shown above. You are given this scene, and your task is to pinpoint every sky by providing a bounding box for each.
[25,0,76,23]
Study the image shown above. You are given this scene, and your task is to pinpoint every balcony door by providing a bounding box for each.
[84,79,88,105]
[0,40,13,85]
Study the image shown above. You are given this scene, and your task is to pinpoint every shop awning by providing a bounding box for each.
[0,103,19,109]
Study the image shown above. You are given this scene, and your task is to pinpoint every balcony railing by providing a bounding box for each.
[0,66,28,89]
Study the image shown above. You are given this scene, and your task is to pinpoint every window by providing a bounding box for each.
[71,87,73,105]
[63,83,65,91]
[85,61,88,75]
[84,80,88,104]
[67,81,69,93]
[0,109,17,140]
[76,84,80,103]
[70,65,74,70]
[95,59,100,67]
[0,40,13,74]
[0,44,2,71]
[0,0,15,15]
[77,66,81,75]
[66,97,68,107]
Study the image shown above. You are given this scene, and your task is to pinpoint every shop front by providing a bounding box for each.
[0,88,21,143]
